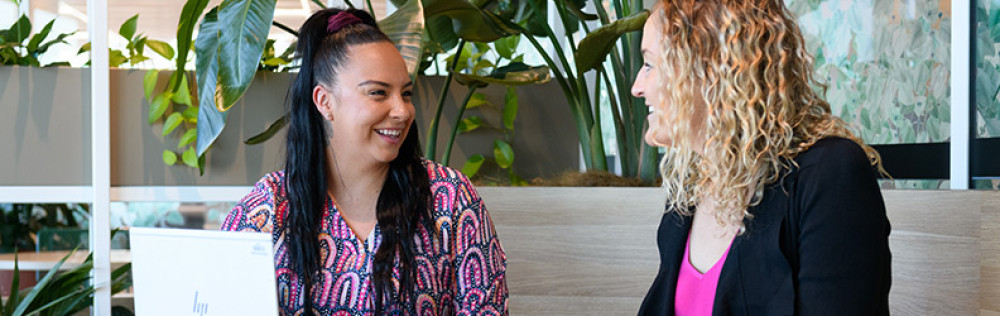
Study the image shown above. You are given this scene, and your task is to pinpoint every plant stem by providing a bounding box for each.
[442,86,479,166]
[343,0,356,9]
[310,0,326,8]
[272,21,299,37]
[425,39,467,160]
[366,0,375,16]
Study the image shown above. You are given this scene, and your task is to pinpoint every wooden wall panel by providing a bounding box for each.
[982,191,1000,316]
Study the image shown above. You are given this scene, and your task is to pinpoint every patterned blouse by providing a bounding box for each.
[222,161,508,315]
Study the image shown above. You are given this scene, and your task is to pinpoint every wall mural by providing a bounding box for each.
[976,0,1000,138]
[788,0,951,145]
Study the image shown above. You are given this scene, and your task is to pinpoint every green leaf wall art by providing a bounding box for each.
[788,0,951,144]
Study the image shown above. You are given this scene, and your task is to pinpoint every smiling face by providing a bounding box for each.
[313,41,414,166]
[631,14,708,150]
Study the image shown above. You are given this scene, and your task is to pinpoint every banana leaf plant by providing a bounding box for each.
[516,0,656,181]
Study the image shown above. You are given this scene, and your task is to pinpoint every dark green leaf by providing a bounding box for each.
[148,92,172,124]
[561,0,598,21]
[35,31,74,54]
[143,69,158,101]
[163,150,177,165]
[425,16,459,53]
[377,0,424,77]
[461,154,485,178]
[163,112,184,136]
[195,7,227,156]
[10,15,31,43]
[179,128,197,148]
[13,250,73,316]
[182,147,199,167]
[458,116,482,133]
[119,14,139,41]
[145,39,175,60]
[26,19,55,52]
[494,139,514,168]
[424,0,516,42]
[245,114,288,145]
[575,10,649,73]
[503,86,517,130]
[508,168,528,186]
[215,0,277,111]
[174,0,212,89]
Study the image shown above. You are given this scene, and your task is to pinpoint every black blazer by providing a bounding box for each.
[638,137,892,315]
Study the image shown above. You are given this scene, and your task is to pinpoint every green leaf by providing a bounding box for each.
[195,7,227,156]
[163,112,184,136]
[215,0,277,112]
[182,106,198,123]
[261,57,288,66]
[245,114,288,145]
[494,35,517,59]
[76,42,91,55]
[575,10,649,73]
[424,0,517,42]
[9,15,30,43]
[143,69,158,101]
[466,92,488,109]
[562,0,599,21]
[145,39,175,60]
[35,31,74,54]
[165,211,184,226]
[454,62,550,86]
[503,86,518,130]
[182,147,199,167]
[377,0,425,77]
[148,92,172,123]
[119,14,139,41]
[508,168,528,186]
[179,128,197,148]
[172,73,193,106]
[26,19,55,52]
[174,0,212,88]
[461,154,485,178]
[13,251,73,316]
[163,150,177,165]
[458,116,482,133]
[494,139,514,168]
[109,49,128,67]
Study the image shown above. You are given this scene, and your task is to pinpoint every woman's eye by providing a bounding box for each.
[402,90,413,97]
[369,90,386,96]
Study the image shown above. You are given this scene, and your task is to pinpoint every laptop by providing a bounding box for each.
[129,227,279,316]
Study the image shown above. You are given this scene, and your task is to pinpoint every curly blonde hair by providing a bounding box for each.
[650,0,883,229]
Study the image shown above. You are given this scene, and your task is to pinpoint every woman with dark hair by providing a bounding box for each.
[633,0,891,314]
[222,8,507,315]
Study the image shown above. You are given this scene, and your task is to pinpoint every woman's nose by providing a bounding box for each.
[631,73,645,98]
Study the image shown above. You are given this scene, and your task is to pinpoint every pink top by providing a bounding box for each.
[674,236,734,316]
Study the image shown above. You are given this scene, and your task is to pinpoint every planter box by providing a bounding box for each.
[0,66,578,187]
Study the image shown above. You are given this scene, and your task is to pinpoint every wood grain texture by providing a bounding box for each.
[479,187,663,315]
[479,188,992,315]
[982,191,1000,316]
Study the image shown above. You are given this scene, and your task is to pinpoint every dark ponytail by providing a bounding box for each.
[284,8,432,314]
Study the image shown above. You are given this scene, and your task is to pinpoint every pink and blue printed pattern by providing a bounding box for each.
[222,160,508,315]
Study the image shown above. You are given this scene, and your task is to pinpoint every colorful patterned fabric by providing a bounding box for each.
[222,161,508,315]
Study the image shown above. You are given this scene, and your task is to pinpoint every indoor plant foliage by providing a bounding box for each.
[0,1,75,67]
[1,247,132,316]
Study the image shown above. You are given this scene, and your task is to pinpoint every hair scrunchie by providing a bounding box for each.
[327,11,362,33]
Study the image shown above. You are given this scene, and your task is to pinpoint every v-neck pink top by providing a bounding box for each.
[674,236,734,316]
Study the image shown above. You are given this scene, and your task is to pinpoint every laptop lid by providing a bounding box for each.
[129,227,278,316]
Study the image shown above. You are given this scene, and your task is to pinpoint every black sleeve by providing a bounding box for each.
[793,139,892,315]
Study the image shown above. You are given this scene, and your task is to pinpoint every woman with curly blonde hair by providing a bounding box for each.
[632,0,891,314]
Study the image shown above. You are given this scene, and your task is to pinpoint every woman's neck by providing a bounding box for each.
[324,147,389,221]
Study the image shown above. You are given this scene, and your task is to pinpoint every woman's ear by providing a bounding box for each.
[313,85,334,121]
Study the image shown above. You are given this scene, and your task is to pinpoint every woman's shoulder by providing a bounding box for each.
[422,159,475,187]
[793,136,873,170]
[421,159,483,213]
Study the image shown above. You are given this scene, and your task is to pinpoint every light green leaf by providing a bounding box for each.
[494,35,517,59]
[165,211,185,226]
[466,92,488,109]
[163,150,177,165]
[162,112,184,136]
[143,69,158,101]
[109,49,128,67]
[503,86,517,130]
[494,140,514,169]
[148,93,172,123]
[172,73,193,106]
[179,128,197,148]
[181,106,198,123]
[261,57,288,66]
[458,116,483,133]
[77,42,91,54]
[461,154,485,178]
[182,147,199,167]
[575,10,649,73]
[119,14,139,41]
[145,39,175,60]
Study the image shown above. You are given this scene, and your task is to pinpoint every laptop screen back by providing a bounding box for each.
[129,228,278,316]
